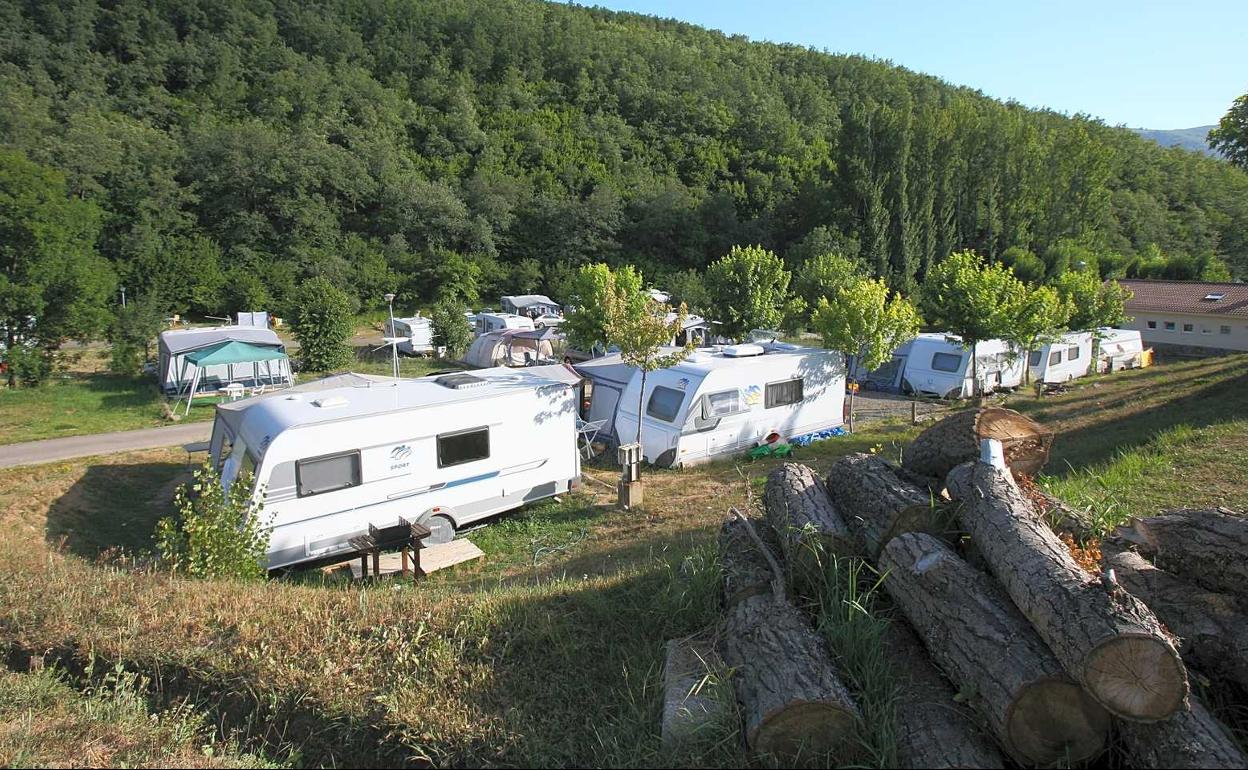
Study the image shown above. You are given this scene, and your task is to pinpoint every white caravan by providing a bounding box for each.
[901,334,1024,399]
[473,312,535,338]
[208,366,582,570]
[1095,328,1146,372]
[384,315,435,355]
[1028,332,1094,385]
[576,342,846,468]
[849,339,915,392]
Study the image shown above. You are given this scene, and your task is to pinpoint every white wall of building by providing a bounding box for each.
[1127,311,1248,352]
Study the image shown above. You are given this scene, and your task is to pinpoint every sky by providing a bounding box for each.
[587,0,1247,129]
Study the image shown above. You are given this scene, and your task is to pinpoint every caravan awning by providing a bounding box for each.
[185,340,288,367]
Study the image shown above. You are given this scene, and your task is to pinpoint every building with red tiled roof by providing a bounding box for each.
[1120,279,1248,353]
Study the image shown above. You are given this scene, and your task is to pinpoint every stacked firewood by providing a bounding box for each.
[715,406,1247,768]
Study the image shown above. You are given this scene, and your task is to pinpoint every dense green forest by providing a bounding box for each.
[3,0,1247,325]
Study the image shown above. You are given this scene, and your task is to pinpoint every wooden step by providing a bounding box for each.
[345,539,485,580]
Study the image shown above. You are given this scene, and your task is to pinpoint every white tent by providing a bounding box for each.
[464,328,558,368]
[158,326,287,394]
[175,340,292,414]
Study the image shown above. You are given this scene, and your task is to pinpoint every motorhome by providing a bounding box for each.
[1095,328,1146,372]
[473,312,535,338]
[1028,332,1094,385]
[501,294,563,319]
[208,366,582,570]
[901,334,1024,399]
[575,342,846,468]
[385,315,435,355]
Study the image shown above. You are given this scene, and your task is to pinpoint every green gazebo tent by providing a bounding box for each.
[176,340,292,414]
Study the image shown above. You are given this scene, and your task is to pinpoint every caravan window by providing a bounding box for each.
[930,352,962,373]
[1067,346,1081,360]
[1049,350,1062,366]
[765,378,804,408]
[296,451,361,498]
[437,427,490,468]
[646,387,685,423]
[1028,351,1042,367]
[703,389,745,418]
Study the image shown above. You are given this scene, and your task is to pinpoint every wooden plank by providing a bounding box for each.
[345,539,484,579]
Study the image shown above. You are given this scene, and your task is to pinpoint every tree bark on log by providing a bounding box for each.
[824,453,946,560]
[1117,697,1247,769]
[958,461,1188,722]
[1102,547,1248,690]
[719,515,781,609]
[945,461,1096,542]
[882,620,1006,769]
[719,513,861,761]
[879,532,1109,766]
[1111,507,1248,597]
[763,463,857,580]
[902,407,1054,481]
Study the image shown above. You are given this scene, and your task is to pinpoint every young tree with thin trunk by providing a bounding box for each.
[1005,284,1072,385]
[924,250,1027,400]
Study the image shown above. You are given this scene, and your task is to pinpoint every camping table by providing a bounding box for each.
[222,382,245,400]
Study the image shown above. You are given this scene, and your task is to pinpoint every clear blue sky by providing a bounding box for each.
[587,0,1247,129]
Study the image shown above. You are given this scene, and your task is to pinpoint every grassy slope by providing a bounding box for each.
[0,355,1245,766]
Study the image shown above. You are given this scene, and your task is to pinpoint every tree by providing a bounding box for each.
[0,150,114,386]
[430,298,472,359]
[999,246,1046,284]
[156,462,270,580]
[664,268,710,316]
[562,263,644,353]
[290,277,354,372]
[791,251,867,330]
[1003,284,1073,385]
[1052,270,1133,331]
[1209,93,1248,170]
[704,245,793,340]
[924,250,1027,399]
[108,295,165,375]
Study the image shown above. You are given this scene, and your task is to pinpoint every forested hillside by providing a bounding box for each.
[3,0,1247,320]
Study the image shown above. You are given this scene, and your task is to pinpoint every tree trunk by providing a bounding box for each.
[763,463,857,582]
[881,620,1006,769]
[1117,697,1247,769]
[824,453,945,560]
[719,515,782,609]
[879,532,1109,766]
[1102,547,1248,690]
[945,461,1095,542]
[719,513,861,761]
[901,407,1054,481]
[957,461,1188,722]
[1111,507,1248,597]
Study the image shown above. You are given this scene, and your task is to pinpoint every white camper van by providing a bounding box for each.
[208,366,582,570]
[576,342,846,468]
[1028,332,1094,385]
[901,334,1024,399]
[384,315,435,355]
[474,312,535,338]
[850,339,915,392]
[1095,328,1146,372]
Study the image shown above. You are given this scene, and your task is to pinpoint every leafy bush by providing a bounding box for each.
[108,296,164,375]
[291,276,354,372]
[430,299,473,359]
[155,462,270,580]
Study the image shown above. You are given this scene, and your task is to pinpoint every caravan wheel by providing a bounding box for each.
[421,513,456,545]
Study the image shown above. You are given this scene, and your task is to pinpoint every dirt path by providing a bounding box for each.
[0,422,212,469]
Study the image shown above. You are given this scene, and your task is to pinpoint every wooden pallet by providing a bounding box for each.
[346,539,484,580]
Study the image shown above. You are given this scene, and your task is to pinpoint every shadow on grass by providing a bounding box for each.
[45,462,187,558]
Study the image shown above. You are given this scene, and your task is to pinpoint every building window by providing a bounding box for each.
[437,427,490,468]
[1183,323,1194,333]
[1201,326,1212,335]
[1146,321,1157,329]
[1222,326,1232,335]
[646,386,685,423]
[930,352,962,373]
[1164,321,1176,331]
[296,451,361,498]
[765,378,805,408]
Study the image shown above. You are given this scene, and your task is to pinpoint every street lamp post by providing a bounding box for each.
[120,287,127,308]
[384,293,399,380]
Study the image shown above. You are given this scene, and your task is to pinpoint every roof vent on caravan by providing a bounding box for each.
[722,343,766,358]
[435,373,488,390]
[312,396,349,409]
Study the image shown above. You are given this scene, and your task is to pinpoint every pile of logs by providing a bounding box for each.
[713,406,1248,768]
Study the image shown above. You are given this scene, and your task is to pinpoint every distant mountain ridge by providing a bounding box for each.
[1132,125,1219,156]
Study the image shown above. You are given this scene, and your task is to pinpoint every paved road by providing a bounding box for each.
[0,422,213,469]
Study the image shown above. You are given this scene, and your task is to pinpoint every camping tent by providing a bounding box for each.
[177,340,292,413]
[464,328,558,368]
[158,326,286,393]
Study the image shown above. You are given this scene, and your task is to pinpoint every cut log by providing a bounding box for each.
[943,461,975,502]
[946,462,1097,542]
[719,515,782,609]
[763,463,857,580]
[1102,547,1248,690]
[879,532,1109,766]
[1118,697,1247,769]
[882,620,1006,769]
[824,453,946,559]
[1112,507,1248,597]
[902,407,1054,481]
[958,460,1188,722]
